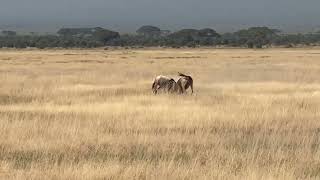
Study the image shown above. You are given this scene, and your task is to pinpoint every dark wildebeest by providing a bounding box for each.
[152,75,181,94]
[177,72,193,94]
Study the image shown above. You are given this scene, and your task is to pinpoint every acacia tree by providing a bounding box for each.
[92,29,120,43]
[234,27,279,48]
[136,26,161,37]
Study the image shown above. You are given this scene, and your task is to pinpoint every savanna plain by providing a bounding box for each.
[1,48,320,179]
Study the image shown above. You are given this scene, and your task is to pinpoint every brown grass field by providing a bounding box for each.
[1,48,320,179]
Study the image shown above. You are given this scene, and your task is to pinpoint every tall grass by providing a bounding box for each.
[1,48,320,179]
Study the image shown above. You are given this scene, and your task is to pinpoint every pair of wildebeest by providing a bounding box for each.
[152,73,193,94]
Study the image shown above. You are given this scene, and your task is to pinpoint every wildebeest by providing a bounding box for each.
[152,75,181,94]
[177,72,193,94]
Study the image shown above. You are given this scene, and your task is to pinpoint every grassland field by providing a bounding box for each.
[1,47,320,179]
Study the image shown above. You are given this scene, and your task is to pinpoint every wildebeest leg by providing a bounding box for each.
[181,84,186,94]
[164,82,169,93]
[170,84,176,93]
[167,84,172,93]
[156,85,162,94]
[152,82,157,94]
[170,81,176,93]
[177,79,184,94]
[178,84,183,94]
[165,79,174,94]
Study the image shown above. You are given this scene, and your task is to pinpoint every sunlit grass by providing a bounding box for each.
[1,48,320,179]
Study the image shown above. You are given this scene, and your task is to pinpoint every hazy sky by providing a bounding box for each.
[1,0,320,33]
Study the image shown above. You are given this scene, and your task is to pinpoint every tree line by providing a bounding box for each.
[1,26,320,49]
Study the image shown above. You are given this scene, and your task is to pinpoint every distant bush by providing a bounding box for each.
[1,26,320,49]
[1,30,17,36]
[137,26,161,37]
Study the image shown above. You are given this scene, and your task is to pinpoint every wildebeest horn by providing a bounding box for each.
[178,72,188,77]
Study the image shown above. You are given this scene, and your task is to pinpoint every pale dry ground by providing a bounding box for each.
[1,48,320,179]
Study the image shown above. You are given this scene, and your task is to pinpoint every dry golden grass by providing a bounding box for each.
[1,47,320,179]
